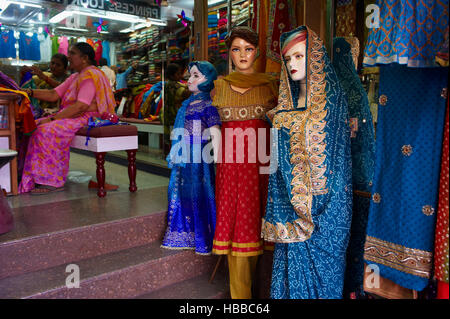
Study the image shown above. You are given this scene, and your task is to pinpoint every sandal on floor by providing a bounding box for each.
[30,186,65,195]
[88,180,119,191]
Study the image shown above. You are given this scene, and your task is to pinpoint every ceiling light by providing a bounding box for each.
[49,5,167,25]
[5,1,42,9]
[49,10,73,23]
[56,26,88,32]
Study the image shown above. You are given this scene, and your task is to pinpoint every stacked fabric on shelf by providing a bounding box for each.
[208,10,219,52]
[218,8,228,59]
[124,81,164,121]
[168,36,184,62]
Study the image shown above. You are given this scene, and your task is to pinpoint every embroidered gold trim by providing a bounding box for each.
[364,236,433,278]
[261,217,315,243]
[379,94,388,106]
[217,104,271,122]
[372,192,381,203]
[263,27,330,243]
[402,145,413,156]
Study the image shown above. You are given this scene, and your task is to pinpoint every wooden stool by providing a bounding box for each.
[70,125,138,198]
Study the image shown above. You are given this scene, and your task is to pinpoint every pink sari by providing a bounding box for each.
[19,66,116,192]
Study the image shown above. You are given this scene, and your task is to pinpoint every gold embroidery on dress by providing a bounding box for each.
[364,236,433,278]
[262,27,329,243]
[422,205,435,216]
[402,145,413,156]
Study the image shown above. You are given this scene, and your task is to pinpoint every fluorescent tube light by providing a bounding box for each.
[56,26,88,32]
[49,10,73,23]
[6,1,42,9]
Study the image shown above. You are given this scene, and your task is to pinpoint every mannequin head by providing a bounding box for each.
[187,61,217,93]
[226,27,258,74]
[282,31,307,82]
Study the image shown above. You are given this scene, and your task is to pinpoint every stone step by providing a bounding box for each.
[0,242,219,299]
[0,187,168,280]
[136,271,229,299]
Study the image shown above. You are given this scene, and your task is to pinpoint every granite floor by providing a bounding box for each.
[3,151,170,243]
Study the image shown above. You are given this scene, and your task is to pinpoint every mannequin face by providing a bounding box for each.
[229,37,257,74]
[187,65,207,94]
[284,41,307,82]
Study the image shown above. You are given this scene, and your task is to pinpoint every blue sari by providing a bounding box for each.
[332,37,376,296]
[363,0,448,68]
[263,26,353,299]
[161,93,221,255]
[364,64,448,291]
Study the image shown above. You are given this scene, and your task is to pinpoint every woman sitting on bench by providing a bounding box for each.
[19,42,116,195]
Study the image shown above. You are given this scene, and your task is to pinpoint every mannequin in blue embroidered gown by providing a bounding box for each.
[332,37,376,297]
[262,26,353,299]
[161,61,221,255]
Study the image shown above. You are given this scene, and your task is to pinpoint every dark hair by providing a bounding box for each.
[188,61,217,93]
[225,26,259,49]
[73,42,97,66]
[166,63,181,80]
[51,53,68,69]
[99,58,108,67]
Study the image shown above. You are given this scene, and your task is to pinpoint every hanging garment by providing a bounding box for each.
[102,40,111,66]
[262,26,353,299]
[266,0,297,65]
[109,42,117,66]
[19,32,41,61]
[336,0,357,37]
[57,36,69,55]
[364,64,448,292]
[161,93,221,255]
[51,36,59,56]
[434,98,449,299]
[0,30,17,59]
[333,37,376,297]
[38,34,52,62]
[363,0,449,67]
[93,40,103,65]
[18,66,116,193]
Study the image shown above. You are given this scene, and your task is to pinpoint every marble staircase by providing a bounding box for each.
[0,185,229,299]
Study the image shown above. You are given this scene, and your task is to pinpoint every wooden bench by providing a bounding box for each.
[70,124,138,198]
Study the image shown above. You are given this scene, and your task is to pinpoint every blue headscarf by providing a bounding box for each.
[166,61,217,168]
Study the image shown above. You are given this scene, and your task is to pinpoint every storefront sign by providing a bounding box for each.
[43,0,161,19]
